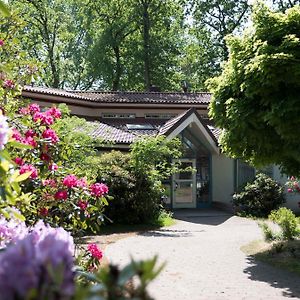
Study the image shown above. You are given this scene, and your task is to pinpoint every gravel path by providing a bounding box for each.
[105,210,300,300]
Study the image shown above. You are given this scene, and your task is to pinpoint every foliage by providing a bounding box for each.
[258,222,279,242]
[269,207,300,240]
[6,103,109,234]
[191,0,249,61]
[88,137,182,225]
[233,173,285,218]
[208,3,300,176]
[272,0,300,12]
[76,256,164,300]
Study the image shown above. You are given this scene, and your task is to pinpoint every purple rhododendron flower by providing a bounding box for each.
[0,114,9,150]
[0,216,28,249]
[0,220,75,299]
[0,235,39,299]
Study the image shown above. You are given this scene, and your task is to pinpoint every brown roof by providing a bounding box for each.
[158,108,218,144]
[91,109,220,145]
[90,122,138,144]
[22,86,211,105]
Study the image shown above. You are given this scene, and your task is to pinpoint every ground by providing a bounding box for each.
[103,210,300,300]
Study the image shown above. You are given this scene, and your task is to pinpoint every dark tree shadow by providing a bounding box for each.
[173,209,232,226]
[244,256,300,298]
[138,228,204,238]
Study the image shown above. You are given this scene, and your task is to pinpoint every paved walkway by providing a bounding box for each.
[105,210,300,300]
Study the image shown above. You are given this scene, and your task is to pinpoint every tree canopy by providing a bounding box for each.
[208,3,300,176]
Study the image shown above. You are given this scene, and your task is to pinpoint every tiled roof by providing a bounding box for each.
[89,122,138,144]
[71,90,211,105]
[88,116,221,146]
[23,85,93,101]
[22,86,211,105]
[158,108,218,144]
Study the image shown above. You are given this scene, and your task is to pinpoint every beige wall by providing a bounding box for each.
[31,100,208,119]
[272,166,300,213]
[211,154,235,209]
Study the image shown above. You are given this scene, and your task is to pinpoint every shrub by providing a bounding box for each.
[258,222,278,242]
[91,136,182,225]
[233,173,285,217]
[269,208,300,240]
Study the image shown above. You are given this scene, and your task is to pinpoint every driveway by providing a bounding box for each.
[105,210,300,300]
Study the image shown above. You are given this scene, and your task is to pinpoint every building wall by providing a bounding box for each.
[211,154,235,211]
[30,100,208,119]
[272,166,300,213]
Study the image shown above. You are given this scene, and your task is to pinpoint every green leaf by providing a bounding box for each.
[14,172,31,182]
[0,1,10,16]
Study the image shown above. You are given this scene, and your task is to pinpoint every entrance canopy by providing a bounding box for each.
[159,108,220,154]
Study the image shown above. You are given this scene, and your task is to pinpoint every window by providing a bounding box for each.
[102,113,135,119]
[145,113,177,119]
[126,124,155,130]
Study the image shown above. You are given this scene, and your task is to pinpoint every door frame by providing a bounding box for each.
[172,158,197,209]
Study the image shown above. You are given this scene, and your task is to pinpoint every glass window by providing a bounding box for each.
[102,113,136,119]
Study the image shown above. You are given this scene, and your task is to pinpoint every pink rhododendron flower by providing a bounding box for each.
[28,104,40,114]
[46,107,61,119]
[40,152,51,161]
[19,164,38,179]
[290,176,295,181]
[77,178,88,188]
[48,163,58,171]
[90,183,109,197]
[87,243,103,260]
[25,129,36,138]
[24,136,37,148]
[39,207,49,216]
[43,179,56,188]
[14,157,24,166]
[33,112,54,126]
[3,79,14,89]
[0,40,4,47]
[63,174,78,188]
[77,200,88,211]
[42,128,59,143]
[19,107,30,115]
[287,188,293,193]
[12,128,22,142]
[54,190,68,201]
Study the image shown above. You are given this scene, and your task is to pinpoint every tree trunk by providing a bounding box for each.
[142,1,151,91]
[112,46,121,91]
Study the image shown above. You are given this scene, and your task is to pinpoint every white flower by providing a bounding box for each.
[0,114,9,150]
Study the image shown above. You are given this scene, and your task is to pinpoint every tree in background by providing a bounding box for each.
[7,0,254,91]
[272,0,300,11]
[11,0,93,89]
[208,3,300,176]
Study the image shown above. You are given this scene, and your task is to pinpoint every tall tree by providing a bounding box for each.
[191,0,249,60]
[272,0,300,11]
[85,0,137,91]
[208,3,300,176]
[11,0,92,89]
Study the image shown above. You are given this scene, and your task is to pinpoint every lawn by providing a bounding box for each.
[241,239,300,276]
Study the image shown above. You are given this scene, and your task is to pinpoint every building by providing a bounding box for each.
[21,85,299,212]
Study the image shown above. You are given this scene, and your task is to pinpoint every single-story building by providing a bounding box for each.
[21,85,299,212]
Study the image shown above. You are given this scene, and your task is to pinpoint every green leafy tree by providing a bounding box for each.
[272,0,300,11]
[11,0,93,89]
[191,0,249,60]
[208,3,300,176]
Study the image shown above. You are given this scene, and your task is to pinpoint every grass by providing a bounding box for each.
[241,239,300,276]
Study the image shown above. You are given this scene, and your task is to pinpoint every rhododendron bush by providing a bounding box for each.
[6,103,109,233]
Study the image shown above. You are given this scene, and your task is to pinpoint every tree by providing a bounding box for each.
[208,3,300,176]
[272,0,300,11]
[11,0,93,89]
[191,0,249,60]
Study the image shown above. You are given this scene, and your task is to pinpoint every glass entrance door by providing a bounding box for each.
[173,159,196,208]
